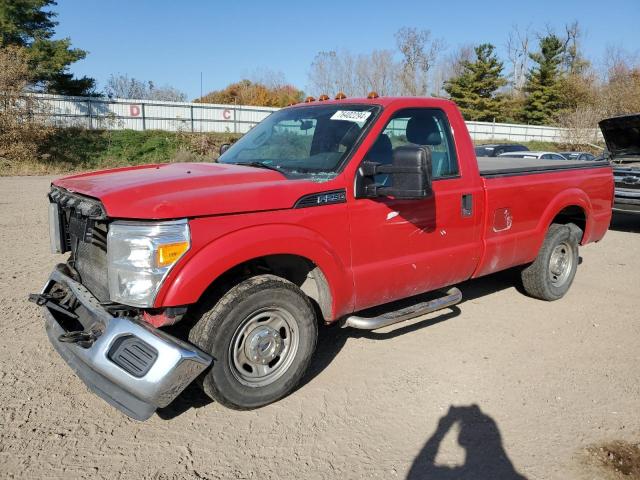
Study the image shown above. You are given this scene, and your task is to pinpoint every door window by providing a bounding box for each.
[362,108,459,185]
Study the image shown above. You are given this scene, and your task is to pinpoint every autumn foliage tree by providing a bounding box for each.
[0,46,53,169]
[195,79,303,107]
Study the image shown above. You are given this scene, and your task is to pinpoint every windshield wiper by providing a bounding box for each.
[235,162,286,174]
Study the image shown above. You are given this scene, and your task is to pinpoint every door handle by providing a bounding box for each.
[461,194,473,217]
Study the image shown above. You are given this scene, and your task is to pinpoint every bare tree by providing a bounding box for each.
[146,84,187,102]
[307,50,340,96]
[105,74,186,102]
[600,44,640,82]
[307,49,400,97]
[105,74,149,99]
[245,67,288,90]
[433,45,474,96]
[505,24,532,92]
[367,49,398,95]
[335,51,357,95]
[395,27,445,96]
[560,21,589,74]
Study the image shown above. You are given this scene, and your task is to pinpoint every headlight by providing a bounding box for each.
[107,219,190,307]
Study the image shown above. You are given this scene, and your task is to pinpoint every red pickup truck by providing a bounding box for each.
[32,96,613,420]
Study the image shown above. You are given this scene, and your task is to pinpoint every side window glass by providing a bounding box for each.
[361,108,459,185]
[541,154,551,159]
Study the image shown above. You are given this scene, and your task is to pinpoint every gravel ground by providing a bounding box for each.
[1,175,639,480]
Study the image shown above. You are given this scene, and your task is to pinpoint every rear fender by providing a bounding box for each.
[534,188,593,253]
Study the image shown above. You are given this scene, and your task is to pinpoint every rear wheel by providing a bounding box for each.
[521,223,581,301]
[188,274,317,410]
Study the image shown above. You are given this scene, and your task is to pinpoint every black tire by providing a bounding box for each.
[521,223,581,301]
[188,274,318,410]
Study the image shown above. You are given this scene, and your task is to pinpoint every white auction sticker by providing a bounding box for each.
[330,110,372,123]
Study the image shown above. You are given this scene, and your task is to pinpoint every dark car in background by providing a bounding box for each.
[599,114,640,215]
[559,152,597,161]
[474,143,529,157]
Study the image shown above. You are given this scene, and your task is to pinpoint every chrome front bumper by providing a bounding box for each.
[38,265,212,420]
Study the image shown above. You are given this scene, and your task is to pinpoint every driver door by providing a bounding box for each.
[348,108,483,311]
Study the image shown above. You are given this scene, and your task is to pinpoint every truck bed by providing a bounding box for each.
[478,157,610,177]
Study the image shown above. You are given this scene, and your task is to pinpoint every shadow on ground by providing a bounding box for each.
[302,267,522,387]
[406,404,527,480]
[158,267,524,419]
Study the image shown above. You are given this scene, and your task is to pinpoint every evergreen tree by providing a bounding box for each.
[444,43,507,121]
[0,0,94,95]
[523,35,565,125]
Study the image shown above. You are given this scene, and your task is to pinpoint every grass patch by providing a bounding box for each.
[1,129,241,176]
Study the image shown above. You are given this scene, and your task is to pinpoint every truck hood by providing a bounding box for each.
[599,114,640,162]
[53,162,318,219]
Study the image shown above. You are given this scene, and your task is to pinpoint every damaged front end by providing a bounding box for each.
[31,264,211,421]
[32,186,211,420]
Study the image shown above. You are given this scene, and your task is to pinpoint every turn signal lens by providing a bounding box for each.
[335,92,347,100]
[367,91,379,99]
[318,94,329,101]
[304,96,316,103]
[156,241,189,267]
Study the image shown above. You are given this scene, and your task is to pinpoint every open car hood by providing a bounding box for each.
[52,162,317,219]
[599,114,640,161]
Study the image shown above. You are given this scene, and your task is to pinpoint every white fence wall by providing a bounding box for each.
[33,93,598,143]
[35,93,278,134]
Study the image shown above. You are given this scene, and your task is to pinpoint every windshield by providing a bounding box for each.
[218,104,379,181]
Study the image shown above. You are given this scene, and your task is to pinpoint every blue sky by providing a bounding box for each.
[54,0,639,100]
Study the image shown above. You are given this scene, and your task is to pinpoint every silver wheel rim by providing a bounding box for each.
[548,241,574,287]
[229,307,299,387]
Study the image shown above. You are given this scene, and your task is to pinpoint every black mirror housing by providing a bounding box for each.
[356,145,433,199]
[219,143,231,156]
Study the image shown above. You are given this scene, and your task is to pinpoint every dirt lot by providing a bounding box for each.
[1,175,639,480]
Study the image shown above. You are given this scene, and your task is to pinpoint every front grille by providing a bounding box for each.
[50,186,110,301]
[73,223,109,301]
[614,169,640,191]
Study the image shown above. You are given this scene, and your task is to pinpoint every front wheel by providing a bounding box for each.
[188,275,318,410]
[521,223,581,301]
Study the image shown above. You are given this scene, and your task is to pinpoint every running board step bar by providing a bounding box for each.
[341,287,462,330]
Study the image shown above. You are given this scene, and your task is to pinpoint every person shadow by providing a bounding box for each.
[407,404,527,480]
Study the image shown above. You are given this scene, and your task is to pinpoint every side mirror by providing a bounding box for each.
[219,143,231,156]
[355,145,432,199]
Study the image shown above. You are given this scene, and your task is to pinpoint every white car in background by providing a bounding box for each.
[559,151,597,161]
[497,151,568,160]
